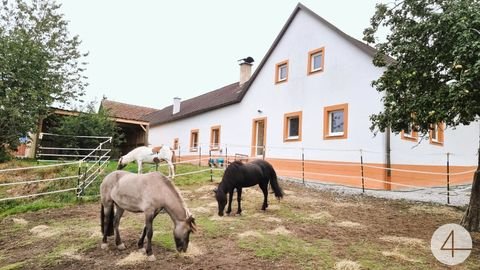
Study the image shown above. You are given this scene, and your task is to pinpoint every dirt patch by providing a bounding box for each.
[334,260,361,270]
[1,181,479,269]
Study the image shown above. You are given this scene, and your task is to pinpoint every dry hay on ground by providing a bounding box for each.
[408,205,461,218]
[60,247,84,261]
[181,242,204,257]
[334,221,365,229]
[191,206,211,214]
[382,249,421,263]
[29,225,60,238]
[263,216,282,223]
[334,260,361,270]
[286,195,320,204]
[116,251,147,266]
[307,211,333,221]
[238,230,263,238]
[380,236,425,248]
[194,185,217,193]
[12,218,28,225]
[267,226,292,235]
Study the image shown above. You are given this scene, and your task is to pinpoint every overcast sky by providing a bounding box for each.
[59,0,384,110]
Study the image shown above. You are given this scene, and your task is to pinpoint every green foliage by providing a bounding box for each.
[0,0,87,154]
[48,102,124,158]
[364,0,480,133]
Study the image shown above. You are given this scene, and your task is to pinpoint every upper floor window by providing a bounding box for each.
[401,123,418,141]
[308,47,325,75]
[190,129,199,151]
[283,111,302,142]
[430,123,445,145]
[323,103,348,140]
[275,60,289,84]
[210,126,221,150]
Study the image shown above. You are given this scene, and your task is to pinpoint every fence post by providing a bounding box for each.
[178,145,181,163]
[360,149,365,194]
[209,150,213,182]
[77,161,82,198]
[302,148,305,185]
[225,145,228,165]
[198,146,202,166]
[447,152,450,204]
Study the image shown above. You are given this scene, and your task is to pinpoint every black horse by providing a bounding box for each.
[215,159,284,216]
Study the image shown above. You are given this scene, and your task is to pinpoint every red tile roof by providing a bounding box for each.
[100,99,158,122]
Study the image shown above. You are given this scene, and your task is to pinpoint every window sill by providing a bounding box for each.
[323,134,347,140]
[308,68,324,75]
[430,140,444,146]
[190,148,198,152]
[275,79,288,84]
[284,137,301,142]
[401,136,418,142]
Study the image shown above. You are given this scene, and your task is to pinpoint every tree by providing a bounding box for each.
[0,0,87,159]
[364,0,480,231]
[48,102,124,158]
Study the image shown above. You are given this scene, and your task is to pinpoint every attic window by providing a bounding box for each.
[308,47,325,75]
[275,60,289,84]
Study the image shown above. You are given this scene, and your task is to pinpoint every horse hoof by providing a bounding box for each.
[139,248,146,254]
[147,255,156,261]
[117,243,126,250]
[101,243,108,249]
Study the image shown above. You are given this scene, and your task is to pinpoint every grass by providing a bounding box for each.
[0,159,223,218]
[238,233,334,269]
[0,262,25,270]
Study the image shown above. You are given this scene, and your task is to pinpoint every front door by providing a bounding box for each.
[251,118,267,157]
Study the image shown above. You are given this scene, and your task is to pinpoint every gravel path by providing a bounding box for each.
[282,177,472,207]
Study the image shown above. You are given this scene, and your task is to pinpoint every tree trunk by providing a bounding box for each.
[460,148,480,232]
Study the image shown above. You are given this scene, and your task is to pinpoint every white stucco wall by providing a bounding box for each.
[149,9,478,167]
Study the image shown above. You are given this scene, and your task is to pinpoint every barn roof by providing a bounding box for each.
[144,3,392,127]
[100,99,158,122]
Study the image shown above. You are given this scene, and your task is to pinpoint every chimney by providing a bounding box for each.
[238,56,254,85]
[173,97,181,114]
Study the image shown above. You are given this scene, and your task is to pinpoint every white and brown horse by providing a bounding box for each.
[117,145,176,178]
[100,171,196,260]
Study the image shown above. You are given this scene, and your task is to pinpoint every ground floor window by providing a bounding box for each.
[323,103,348,139]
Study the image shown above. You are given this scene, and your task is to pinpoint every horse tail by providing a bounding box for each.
[101,203,114,236]
[267,163,284,199]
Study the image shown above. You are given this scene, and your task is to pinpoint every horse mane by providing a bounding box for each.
[159,174,192,219]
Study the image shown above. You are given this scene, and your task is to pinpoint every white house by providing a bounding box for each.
[143,3,478,190]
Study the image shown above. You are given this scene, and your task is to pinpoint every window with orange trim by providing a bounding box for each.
[275,60,289,84]
[173,138,179,150]
[430,123,445,145]
[283,111,302,142]
[190,129,199,152]
[401,124,418,142]
[210,126,221,150]
[323,104,348,140]
[308,47,325,75]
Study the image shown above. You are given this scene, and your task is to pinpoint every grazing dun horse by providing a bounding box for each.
[117,145,176,178]
[100,171,196,260]
[215,159,284,216]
